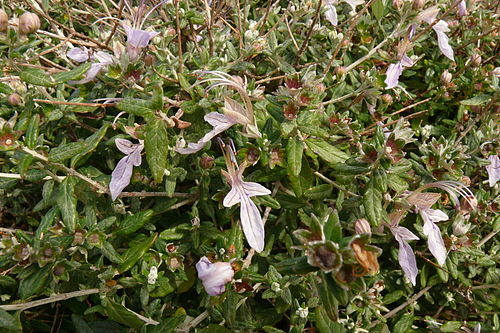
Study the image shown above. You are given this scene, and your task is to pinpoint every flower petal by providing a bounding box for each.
[420,208,448,224]
[115,138,136,155]
[486,155,500,187]
[417,6,439,24]
[422,219,447,265]
[123,23,159,48]
[395,233,419,285]
[196,257,234,296]
[458,1,467,17]
[239,195,265,252]
[241,181,271,198]
[94,51,113,64]
[69,63,105,84]
[110,156,134,200]
[324,1,338,26]
[385,62,403,89]
[67,47,89,62]
[433,21,454,61]
[394,226,419,241]
[223,185,241,207]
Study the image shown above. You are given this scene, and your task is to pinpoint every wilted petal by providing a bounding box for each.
[433,20,454,61]
[385,62,403,89]
[196,257,234,296]
[417,6,439,24]
[324,1,338,26]
[486,155,500,187]
[110,156,134,200]
[239,195,265,252]
[67,47,89,62]
[176,112,236,154]
[422,219,447,265]
[123,24,159,48]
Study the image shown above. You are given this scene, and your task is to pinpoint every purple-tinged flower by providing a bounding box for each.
[324,0,364,26]
[486,155,500,187]
[109,138,144,200]
[220,141,271,252]
[67,47,90,62]
[390,225,420,285]
[68,50,114,85]
[121,0,164,61]
[385,54,414,89]
[417,6,454,61]
[458,0,467,17]
[196,256,234,296]
[354,218,371,235]
[420,208,448,265]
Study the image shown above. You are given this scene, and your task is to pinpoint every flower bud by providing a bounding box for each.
[144,54,155,66]
[470,54,482,67]
[7,93,22,106]
[196,256,234,296]
[392,0,403,9]
[440,70,452,86]
[354,218,371,235]
[334,66,346,77]
[0,9,8,33]
[381,94,393,104]
[412,0,426,10]
[18,12,41,35]
[200,155,214,169]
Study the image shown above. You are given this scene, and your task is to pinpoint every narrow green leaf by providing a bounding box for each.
[19,68,55,87]
[101,241,124,264]
[0,308,22,332]
[363,181,383,226]
[71,123,110,168]
[36,206,59,239]
[145,118,169,183]
[115,209,154,235]
[305,138,349,165]
[18,266,50,299]
[460,94,491,105]
[392,312,414,333]
[286,137,304,177]
[57,177,77,233]
[118,233,158,273]
[48,141,87,163]
[304,184,333,200]
[102,299,144,329]
[117,98,154,117]
[25,114,40,149]
[372,0,386,21]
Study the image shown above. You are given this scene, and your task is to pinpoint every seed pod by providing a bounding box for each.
[7,93,22,106]
[334,66,346,77]
[19,12,40,35]
[0,9,8,33]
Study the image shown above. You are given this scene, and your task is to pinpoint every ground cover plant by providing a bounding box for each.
[0,0,499,332]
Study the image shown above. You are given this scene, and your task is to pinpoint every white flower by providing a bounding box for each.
[417,6,454,61]
[221,142,271,252]
[296,307,309,319]
[196,256,234,296]
[390,225,420,286]
[109,138,144,200]
[148,266,158,284]
[385,54,414,89]
[486,155,500,187]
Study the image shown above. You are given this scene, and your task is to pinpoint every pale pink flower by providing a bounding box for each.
[419,208,448,265]
[390,225,420,285]
[385,54,414,89]
[458,1,467,17]
[417,6,454,61]
[196,256,234,296]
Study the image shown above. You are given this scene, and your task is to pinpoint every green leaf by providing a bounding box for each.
[373,169,388,193]
[317,272,339,321]
[117,98,154,117]
[71,314,95,333]
[115,209,154,235]
[118,233,158,273]
[440,321,462,332]
[57,177,77,233]
[315,307,346,333]
[52,63,92,83]
[25,114,40,149]
[18,266,50,299]
[198,325,232,333]
[286,137,304,177]
[372,0,386,21]
[0,308,22,332]
[0,83,13,94]
[102,299,144,329]
[48,141,87,163]
[71,123,110,168]
[101,241,124,264]
[305,138,349,165]
[392,312,414,333]
[304,184,333,200]
[289,156,313,197]
[460,94,491,105]
[19,68,55,87]
[363,181,383,226]
[145,118,169,183]
[36,206,59,239]
[148,316,185,333]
